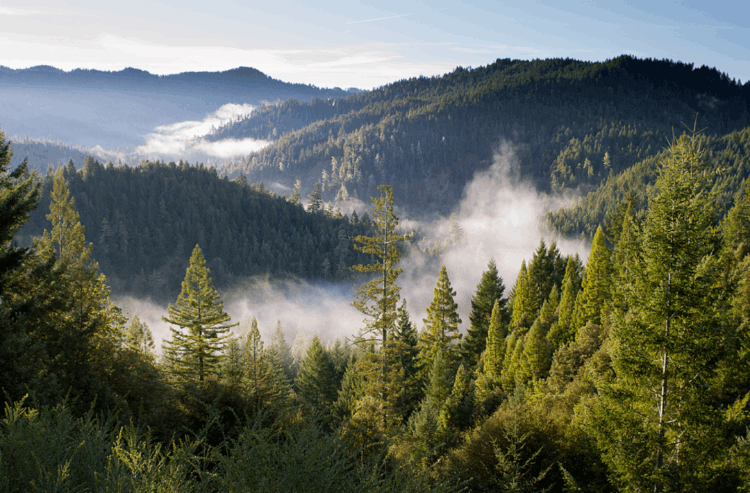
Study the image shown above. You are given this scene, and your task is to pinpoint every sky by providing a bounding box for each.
[0,0,748,90]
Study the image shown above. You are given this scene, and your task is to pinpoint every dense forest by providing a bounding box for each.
[214,56,750,223]
[2,120,750,491]
[18,156,376,302]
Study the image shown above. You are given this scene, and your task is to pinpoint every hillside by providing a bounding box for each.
[544,127,750,238]
[215,55,750,219]
[19,158,374,302]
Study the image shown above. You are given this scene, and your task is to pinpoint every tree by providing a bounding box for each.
[351,185,410,414]
[295,335,338,412]
[461,258,508,368]
[246,316,264,393]
[270,319,294,381]
[307,182,323,213]
[123,315,155,355]
[572,226,612,335]
[162,244,236,382]
[510,261,535,328]
[418,264,462,373]
[289,179,302,205]
[591,130,738,491]
[36,169,119,400]
[484,300,507,380]
[0,131,42,401]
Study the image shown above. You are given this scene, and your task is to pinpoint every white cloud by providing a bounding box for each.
[135,103,271,159]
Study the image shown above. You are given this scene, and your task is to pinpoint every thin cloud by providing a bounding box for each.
[347,13,413,25]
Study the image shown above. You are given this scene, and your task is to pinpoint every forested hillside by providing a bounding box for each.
[19,157,375,301]
[216,55,750,217]
[544,126,750,238]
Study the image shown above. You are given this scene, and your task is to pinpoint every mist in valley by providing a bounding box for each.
[118,141,589,355]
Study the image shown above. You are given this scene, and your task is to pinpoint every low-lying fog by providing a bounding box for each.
[116,143,589,354]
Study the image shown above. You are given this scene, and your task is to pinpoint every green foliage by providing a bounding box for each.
[572,227,612,335]
[462,259,508,369]
[352,185,411,347]
[21,160,375,301]
[418,265,463,373]
[511,262,536,328]
[591,130,742,491]
[484,300,507,380]
[162,244,237,383]
[295,336,338,413]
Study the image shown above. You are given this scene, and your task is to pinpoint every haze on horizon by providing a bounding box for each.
[1,0,748,90]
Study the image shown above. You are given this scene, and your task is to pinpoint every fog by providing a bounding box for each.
[118,142,589,354]
[398,142,588,330]
[136,103,272,159]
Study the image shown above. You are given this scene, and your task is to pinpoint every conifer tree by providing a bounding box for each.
[484,300,507,380]
[295,335,338,411]
[547,257,580,348]
[510,261,535,328]
[0,132,42,400]
[162,244,236,382]
[461,258,508,368]
[246,316,264,393]
[351,185,410,420]
[592,131,736,492]
[123,315,155,355]
[37,169,118,396]
[269,319,294,381]
[291,325,309,377]
[572,226,612,335]
[418,265,462,373]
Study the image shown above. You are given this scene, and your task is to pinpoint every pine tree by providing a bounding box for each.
[418,265,462,373]
[351,185,410,417]
[572,226,612,335]
[592,131,736,491]
[270,319,294,381]
[37,169,118,397]
[162,244,236,382]
[295,335,338,411]
[246,316,264,393]
[484,300,507,379]
[462,258,508,368]
[123,315,155,355]
[0,131,43,401]
[510,261,536,328]
[547,257,581,348]
[291,325,309,377]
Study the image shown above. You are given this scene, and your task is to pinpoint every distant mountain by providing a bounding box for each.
[4,136,112,174]
[213,55,750,221]
[0,65,355,149]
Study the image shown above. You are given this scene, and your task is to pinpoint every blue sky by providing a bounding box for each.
[1,0,747,89]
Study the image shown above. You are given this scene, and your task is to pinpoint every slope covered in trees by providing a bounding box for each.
[215,55,750,217]
[19,157,375,301]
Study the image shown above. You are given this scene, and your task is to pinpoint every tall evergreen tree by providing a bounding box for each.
[418,264,462,373]
[591,131,737,491]
[484,300,507,380]
[510,261,535,328]
[295,335,338,412]
[572,226,612,335]
[461,258,508,368]
[351,185,410,417]
[0,132,43,401]
[37,169,118,398]
[162,244,236,382]
[246,316,264,393]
